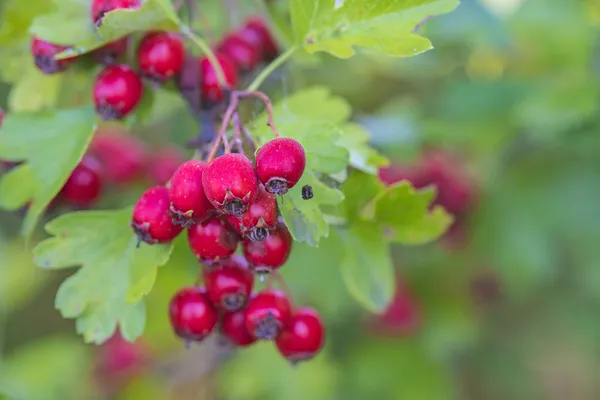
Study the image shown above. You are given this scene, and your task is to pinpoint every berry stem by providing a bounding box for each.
[235,112,257,152]
[181,26,227,89]
[231,112,245,153]
[245,45,298,92]
[266,272,294,307]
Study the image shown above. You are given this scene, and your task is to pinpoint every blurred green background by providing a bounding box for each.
[3,0,600,399]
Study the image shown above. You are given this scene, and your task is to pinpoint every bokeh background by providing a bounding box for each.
[2,0,600,399]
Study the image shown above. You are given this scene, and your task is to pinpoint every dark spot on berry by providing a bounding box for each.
[253,312,281,340]
[169,204,195,228]
[34,55,62,74]
[266,178,289,195]
[223,199,246,217]
[247,227,269,242]
[131,221,156,246]
[222,292,247,311]
[301,185,313,200]
[95,103,123,121]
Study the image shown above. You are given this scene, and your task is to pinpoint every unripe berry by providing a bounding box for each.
[89,129,147,184]
[138,31,185,82]
[146,146,185,186]
[187,218,239,263]
[203,255,254,311]
[275,307,325,364]
[61,156,103,207]
[202,154,259,217]
[31,36,76,74]
[93,64,143,120]
[244,289,292,340]
[169,160,214,227]
[243,18,278,60]
[227,184,278,242]
[243,223,292,273]
[131,186,183,244]
[256,138,306,195]
[169,287,218,341]
[92,0,141,25]
[199,54,238,104]
[220,309,257,347]
[92,37,129,65]
[217,33,260,72]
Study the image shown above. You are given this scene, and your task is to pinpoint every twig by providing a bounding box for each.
[231,112,245,153]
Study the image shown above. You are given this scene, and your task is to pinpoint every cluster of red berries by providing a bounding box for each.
[30,0,278,120]
[130,137,324,363]
[378,148,477,248]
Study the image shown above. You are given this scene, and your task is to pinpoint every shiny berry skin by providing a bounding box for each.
[243,18,278,60]
[256,138,306,195]
[187,218,239,263]
[275,307,325,364]
[169,287,218,341]
[227,184,277,242]
[146,146,185,185]
[220,309,257,347]
[94,64,143,120]
[31,36,76,74]
[202,153,259,217]
[169,160,214,227]
[244,289,292,340]
[131,186,183,244]
[92,0,141,25]
[89,129,147,184]
[61,156,103,207]
[92,37,128,65]
[138,31,185,82]
[243,223,292,273]
[199,54,238,104]
[217,33,260,72]
[203,255,254,311]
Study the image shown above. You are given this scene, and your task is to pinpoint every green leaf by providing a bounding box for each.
[373,181,453,245]
[29,0,96,46]
[33,208,173,344]
[341,169,385,218]
[55,0,180,59]
[290,0,460,58]
[0,0,52,45]
[337,123,388,174]
[0,106,95,238]
[336,223,395,312]
[8,64,63,112]
[0,164,34,210]
[278,171,344,246]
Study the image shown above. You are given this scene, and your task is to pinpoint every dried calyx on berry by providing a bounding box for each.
[203,255,254,312]
[31,36,77,75]
[256,138,306,195]
[202,154,259,217]
[243,223,292,274]
[131,186,183,245]
[227,184,278,242]
[244,289,292,340]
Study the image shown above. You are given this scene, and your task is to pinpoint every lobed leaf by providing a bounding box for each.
[33,208,173,344]
[0,106,96,238]
[290,0,459,58]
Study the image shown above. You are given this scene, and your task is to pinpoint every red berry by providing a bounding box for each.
[187,218,239,263]
[138,31,185,82]
[61,156,103,207]
[220,309,257,347]
[94,64,143,120]
[199,54,238,104]
[243,223,292,273]
[146,146,185,186]
[203,255,254,311]
[275,307,325,364]
[227,184,278,242]
[243,18,278,60]
[368,279,420,337]
[202,153,258,217]
[31,36,76,74]
[131,186,183,244]
[244,289,292,340]
[169,287,218,341]
[217,33,260,72]
[89,128,147,184]
[92,37,129,65]
[169,160,214,227]
[256,138,306,195]
[91,0,141,25]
